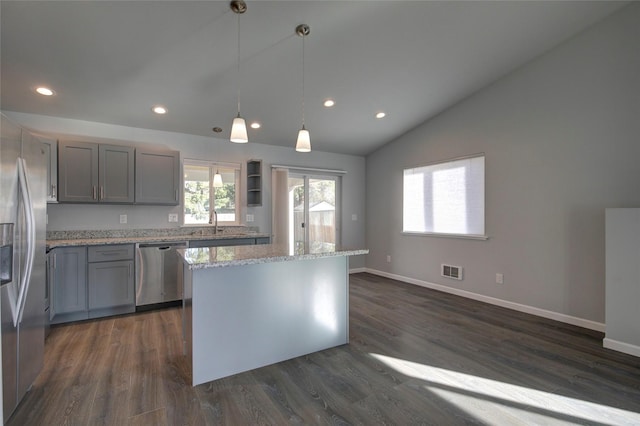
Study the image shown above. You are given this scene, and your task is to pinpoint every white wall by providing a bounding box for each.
[604,209,640,357]
[366,3,640,325]
[5,112,366,268]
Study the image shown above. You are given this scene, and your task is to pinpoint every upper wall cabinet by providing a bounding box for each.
[40,137,58,203]
[135,148,180,205]
[58,141,134,203]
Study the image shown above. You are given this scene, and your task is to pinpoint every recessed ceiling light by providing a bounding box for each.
[250,122,261,129]
[212,127,223,133]
[35,87,55,96]
[152,105,167,115]
[323,99,335,108]
[375,112,386,119]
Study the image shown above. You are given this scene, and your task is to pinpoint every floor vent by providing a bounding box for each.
[441,264,463,280]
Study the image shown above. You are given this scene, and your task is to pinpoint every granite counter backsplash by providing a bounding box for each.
[47,226,260,241]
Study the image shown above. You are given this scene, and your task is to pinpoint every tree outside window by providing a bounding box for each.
[184,161,240,225]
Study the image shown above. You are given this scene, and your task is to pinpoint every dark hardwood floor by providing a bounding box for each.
[8,273,640,425]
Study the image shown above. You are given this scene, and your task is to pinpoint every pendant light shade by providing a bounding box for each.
[213,170,223,188]
[230,114,248,143]
[295,24,311,153]
[230,1,248,144]
[296,126,311,153]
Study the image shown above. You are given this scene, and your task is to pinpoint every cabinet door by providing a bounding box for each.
[99,144,135,203]
[41,138,58,202]
[58,141,99,202]
[135,148,180,205]
[88,260,134,310]
[50,247,87,316]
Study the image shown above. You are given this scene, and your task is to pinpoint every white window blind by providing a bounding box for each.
[403,155,485,237]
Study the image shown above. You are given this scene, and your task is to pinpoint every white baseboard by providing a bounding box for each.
[362,268,606,333]
[349,267,366,274]
[603,338,640,358]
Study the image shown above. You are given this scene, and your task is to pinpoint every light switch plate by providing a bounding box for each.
[168,213,178,222]
[119,214,127,224]
[246,214,254,222]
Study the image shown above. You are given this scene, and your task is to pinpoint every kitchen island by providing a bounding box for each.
[177,244,368,386]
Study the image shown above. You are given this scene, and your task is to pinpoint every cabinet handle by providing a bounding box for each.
[175,189,178,201]
[52,184,57,199]
[93,186,97,200]
[100,186,104,200]
[53,253,57,269]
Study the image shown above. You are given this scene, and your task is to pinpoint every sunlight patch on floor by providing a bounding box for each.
[371,353,640,425]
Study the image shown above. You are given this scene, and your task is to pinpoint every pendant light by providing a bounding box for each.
[213,169,223,188]
[295,24,311,153]
[230,0,248,143]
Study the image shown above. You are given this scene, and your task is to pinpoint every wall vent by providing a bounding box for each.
[441,264,463,280]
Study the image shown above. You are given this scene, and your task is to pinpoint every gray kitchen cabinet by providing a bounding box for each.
[135,148,180,205]
[87,245,135,318]
[99,144,135,203]
[41,137,58,203]
[88,261,134,312]
[58,141,134,203]
[57,141,99,203]
[49,245,135,324]
[49,246,89,324]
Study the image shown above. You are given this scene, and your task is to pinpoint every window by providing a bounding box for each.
[403,154,485,238]
[183,160,240,225]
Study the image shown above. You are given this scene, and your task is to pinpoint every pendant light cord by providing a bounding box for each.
[237,12,241,115]
[301,31,305,127]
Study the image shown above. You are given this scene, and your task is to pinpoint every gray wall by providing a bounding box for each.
[605,208,640,356]
[366,3,640,324]
[5,112,366,269]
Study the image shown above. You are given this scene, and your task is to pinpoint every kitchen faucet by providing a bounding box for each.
[209,210,218,234]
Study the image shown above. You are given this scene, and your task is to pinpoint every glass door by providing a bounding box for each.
[288,174,339,253]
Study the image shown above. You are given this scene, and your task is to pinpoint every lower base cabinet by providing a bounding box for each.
[88,259,134,317]
[48,238,269,324]
[50,244,135,324]
[49,246,88,324]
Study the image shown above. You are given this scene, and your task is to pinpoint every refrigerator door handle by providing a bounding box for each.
[15,158,36,326]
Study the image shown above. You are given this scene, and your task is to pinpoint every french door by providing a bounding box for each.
[288,174,340,253]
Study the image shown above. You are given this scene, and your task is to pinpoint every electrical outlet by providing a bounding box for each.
[119,214,127,224]
[168,214,178,222]
[246,214,254,222]
[386,255,391,263]
[496,273,504,284]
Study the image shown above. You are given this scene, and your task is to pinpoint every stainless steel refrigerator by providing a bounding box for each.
[0,113,46,423]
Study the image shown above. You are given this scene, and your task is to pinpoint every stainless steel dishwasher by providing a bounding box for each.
[136,241,187,307]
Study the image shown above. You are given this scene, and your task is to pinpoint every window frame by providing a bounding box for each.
[183,159,241,226]
[402,153,488,240]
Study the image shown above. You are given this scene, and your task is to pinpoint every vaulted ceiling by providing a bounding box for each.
[0,1,626,156]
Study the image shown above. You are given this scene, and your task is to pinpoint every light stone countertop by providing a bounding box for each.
[178,244,369,270]
[46,227,270,249]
